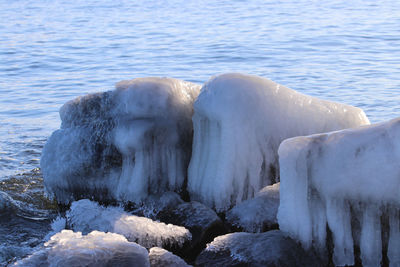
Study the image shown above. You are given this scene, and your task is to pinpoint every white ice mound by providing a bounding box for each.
[188,73,370,211]
[67,199,192,248]
[41,77,200,204]
[13,230,150,267]
[278,117,400,267]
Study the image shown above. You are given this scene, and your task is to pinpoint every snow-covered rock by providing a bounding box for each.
[13,230,150,267]
[195,230,321,267]
[149,247,191,267]
[226,182,280,232]
[278,117,400,267]
[188,73,370,211]
[67,199,192,249]
[41,77,200,204]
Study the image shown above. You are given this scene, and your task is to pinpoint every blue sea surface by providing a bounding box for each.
[0,0,399,264]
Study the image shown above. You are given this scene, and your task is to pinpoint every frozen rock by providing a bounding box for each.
[131,191,184,219]
[278,117,400,267]
[13,230,150,267]
[157,201,225,260]
[188,73,370,211]
[149,247,191,267]
[41,77,200,204]
[195,230,321,267]
[67,199,192,249]
[226,182,280,232]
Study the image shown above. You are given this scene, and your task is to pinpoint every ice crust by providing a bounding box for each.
[41,77,200,204]
[67,199,192,248]
[13,230,150,267]
[149,247,191,267]
[188,73,370,211]
[226,182,280,232]
[278,117,400,267]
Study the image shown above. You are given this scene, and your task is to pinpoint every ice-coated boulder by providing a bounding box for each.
[13,230,150,267]
[149,247,191,267]
[278,117,400,267]
[41,77,200,204]
[131,191,185,219]
[195,230,321,267]
[226,182,280,232]
[66,199,192,249]
[188,73,370,211]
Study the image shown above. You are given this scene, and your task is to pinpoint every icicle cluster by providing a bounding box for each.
[278,117,400,267]
[188,73,370,211]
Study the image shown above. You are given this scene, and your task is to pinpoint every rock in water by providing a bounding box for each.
[195,230,321,267]
[149,247,191,267]
[278,117,400,267]
[41,78,200,204]
[226,182,280,232]
[188,73,370,211]
[13,230,150,267]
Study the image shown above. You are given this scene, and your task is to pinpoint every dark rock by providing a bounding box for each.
[157,201,226,262]
[195,230,322,267]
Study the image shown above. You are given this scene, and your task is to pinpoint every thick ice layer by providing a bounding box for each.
[226,182,280,232]
[67,199,192,248]
[13,230,150,267]
[188,73,370,211]
[41,77,200,204]
[278,117,400,267]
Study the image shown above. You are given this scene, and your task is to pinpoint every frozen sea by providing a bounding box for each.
[0,0,399,265]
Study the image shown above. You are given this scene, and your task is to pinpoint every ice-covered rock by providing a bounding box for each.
[13,230,150,267]
[226,182,280,232]
[149,247,191,267]
[195,230,321,267]
[188,73,370,211]
[157,201,225,260]
[41,77,200,204]
[131,191,184,219]
[67,199,192,249]
[278,117,400,267]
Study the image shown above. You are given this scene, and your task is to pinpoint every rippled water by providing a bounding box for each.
[1,0,400,177]
[0,0,399,264]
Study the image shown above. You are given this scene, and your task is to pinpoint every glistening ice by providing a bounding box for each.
[188,73,370,211]
[278,117,400,267]
[41,77,200,204]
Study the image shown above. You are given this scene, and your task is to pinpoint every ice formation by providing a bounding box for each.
[226,182,280,232]
[67,199,192,248]
[41,77,200,204]
[197,230,319,266]
[188,73,370,211]
[278,117,400,267]
[13,230,150,267]
[149,247,191,267]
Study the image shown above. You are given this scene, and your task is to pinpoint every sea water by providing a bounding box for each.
[0,0,399,265]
